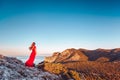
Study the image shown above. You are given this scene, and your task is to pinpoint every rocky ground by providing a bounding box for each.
[0,55,63,80]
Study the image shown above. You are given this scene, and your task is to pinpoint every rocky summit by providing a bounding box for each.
[45,48,88,63]
[0,54,62,80]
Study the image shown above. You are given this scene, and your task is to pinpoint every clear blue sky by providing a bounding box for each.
[0,0,120,56]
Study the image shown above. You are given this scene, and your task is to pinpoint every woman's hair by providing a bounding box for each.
[29,42,36,50]
[32,42,36,46]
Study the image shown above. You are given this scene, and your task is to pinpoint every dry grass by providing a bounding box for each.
[43,63,68,74]
[63,61,120,80]
[43,62,81,80]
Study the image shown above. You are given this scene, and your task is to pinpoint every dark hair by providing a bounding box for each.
[29,42,36,50]
[32,42,36,45]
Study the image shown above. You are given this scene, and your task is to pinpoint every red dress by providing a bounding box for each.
[25,46,36,67]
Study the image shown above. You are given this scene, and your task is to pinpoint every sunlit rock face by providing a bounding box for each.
[44,52,60,63]
[45,48,88,63]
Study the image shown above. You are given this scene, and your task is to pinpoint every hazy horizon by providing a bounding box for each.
[1,0,120,56]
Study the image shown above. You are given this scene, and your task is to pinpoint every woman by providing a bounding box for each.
[25,42,36,67]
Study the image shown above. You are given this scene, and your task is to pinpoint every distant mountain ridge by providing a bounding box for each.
[45,48,120,63]
[80,48,120,61]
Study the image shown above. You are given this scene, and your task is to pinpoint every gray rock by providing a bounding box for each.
[0,54,62,80]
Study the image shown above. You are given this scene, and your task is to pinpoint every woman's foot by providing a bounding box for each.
[33,63,35,67]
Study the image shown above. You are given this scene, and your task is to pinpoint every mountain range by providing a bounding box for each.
[45,48,120,63]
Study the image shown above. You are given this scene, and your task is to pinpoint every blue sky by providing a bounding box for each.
[0,0,120,56]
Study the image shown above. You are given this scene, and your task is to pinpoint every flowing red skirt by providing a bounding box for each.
[25,50,36,67]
